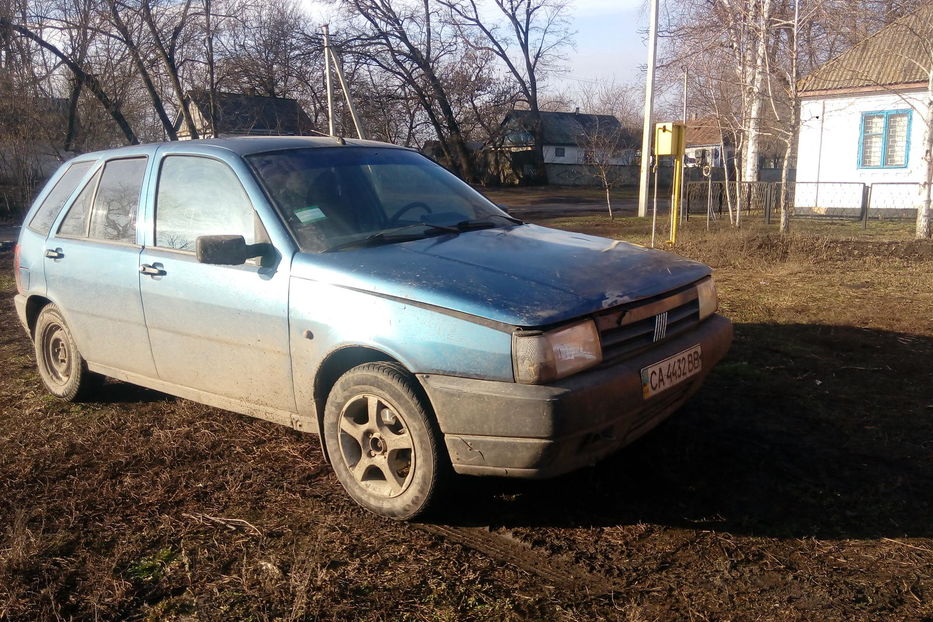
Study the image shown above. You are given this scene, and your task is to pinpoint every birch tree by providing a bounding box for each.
[883,7,933,238]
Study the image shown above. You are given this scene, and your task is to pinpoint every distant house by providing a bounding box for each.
[684,117,733,169]
[498,109,637,184]
[795,6,932,214]
[176,90,315,139]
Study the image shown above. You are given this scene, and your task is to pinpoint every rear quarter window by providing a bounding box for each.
[27,161,94,235]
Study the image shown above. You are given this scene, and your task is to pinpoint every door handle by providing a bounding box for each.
[139,263,166,277]
[45,248,64,259]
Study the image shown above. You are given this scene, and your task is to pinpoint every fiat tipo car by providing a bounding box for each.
[14,137,732,519]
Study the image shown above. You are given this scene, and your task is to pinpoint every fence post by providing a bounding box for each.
[764,182,772,225]
[861,184,871,230]
[685,182,691,221]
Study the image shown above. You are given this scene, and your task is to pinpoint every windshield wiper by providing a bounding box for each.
[324,222,458,252]
[455,213,524,231]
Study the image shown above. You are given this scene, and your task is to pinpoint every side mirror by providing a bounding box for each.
[196,235,264,265]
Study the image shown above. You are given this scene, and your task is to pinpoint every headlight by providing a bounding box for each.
[512,319,602,384]
[697,277,718,320]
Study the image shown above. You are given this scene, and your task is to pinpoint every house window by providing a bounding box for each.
[859,110,911,168]
[554,147,565,158]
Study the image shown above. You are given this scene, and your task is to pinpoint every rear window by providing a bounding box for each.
[27,161,94,235]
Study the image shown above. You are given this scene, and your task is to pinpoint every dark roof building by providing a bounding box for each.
[501,109,634,147]
[177,90,315,139]
[798,5,933,95]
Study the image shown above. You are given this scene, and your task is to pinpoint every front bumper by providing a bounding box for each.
[418,313,733,478]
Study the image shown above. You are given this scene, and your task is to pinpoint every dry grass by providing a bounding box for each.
[0,221,931,620]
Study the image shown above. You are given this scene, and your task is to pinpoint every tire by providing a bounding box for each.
[323,362,445,520]
[33,304,100,401]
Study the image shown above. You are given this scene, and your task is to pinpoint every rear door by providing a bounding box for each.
[17,160,95,298]
[137,152,295,411]
[44,155,156,377]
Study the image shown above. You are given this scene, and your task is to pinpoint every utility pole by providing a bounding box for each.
[638,0,660,217]
[331,51,366,139]
[322,24,335,137]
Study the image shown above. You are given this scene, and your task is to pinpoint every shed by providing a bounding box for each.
[176,91,315,139]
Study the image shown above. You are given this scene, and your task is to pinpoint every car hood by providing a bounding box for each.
[290,224,711,327]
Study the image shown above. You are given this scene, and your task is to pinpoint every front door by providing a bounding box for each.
[138,154,295,412]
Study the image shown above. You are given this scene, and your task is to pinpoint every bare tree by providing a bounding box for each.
[105,0,178,139]
[138,0,201,138]
[341,0,477,180]
[440,0,573,183]
[0,9,139,143]
[573,82,641,219]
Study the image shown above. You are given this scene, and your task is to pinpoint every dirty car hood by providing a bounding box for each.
[290,224,711,327]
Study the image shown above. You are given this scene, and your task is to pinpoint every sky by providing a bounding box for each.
[300,0,648,93]
[559,0,646,88]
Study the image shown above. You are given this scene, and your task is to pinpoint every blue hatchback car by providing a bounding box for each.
[14,137,732,519]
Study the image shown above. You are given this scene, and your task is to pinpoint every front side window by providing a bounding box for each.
[247,147,512,252]
[88,158,147,243]
[28,161,93,235]
[860,110,910,168]
[554,147,566,158]
[155,156,261,251]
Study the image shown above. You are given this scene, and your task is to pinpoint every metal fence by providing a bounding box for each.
[685,180,923,227]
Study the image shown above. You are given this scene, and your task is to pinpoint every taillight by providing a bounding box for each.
[13,244,23,295]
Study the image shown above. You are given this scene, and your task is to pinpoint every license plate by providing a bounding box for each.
[641,345,702,399]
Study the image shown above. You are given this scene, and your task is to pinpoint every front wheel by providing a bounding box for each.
[323,362,445,520]
[33,304,101,401]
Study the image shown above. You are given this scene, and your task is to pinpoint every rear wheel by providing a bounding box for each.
[33,304,100,401]
[323,362,445,520]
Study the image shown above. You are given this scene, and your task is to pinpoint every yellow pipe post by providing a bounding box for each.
[654,121,686,245]
[670,156,683,244]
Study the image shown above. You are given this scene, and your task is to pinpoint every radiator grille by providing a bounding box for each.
[595,282,702,363]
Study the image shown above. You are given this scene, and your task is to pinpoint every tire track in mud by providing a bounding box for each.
[413,523,619,597]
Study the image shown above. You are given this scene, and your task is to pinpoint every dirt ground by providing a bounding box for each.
[1,219,931,621]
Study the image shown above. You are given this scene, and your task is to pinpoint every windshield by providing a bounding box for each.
[246,147,515,252]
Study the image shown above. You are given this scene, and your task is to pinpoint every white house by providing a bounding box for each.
[795,6,932,215]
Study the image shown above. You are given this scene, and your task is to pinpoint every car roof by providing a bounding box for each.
[74,136,412,161]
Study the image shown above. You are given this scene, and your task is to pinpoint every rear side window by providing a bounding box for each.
[56,158,146,243]
[27,161,93,235]
[58,170,101,238]
[155,156,260,251]
[88,158,147,244]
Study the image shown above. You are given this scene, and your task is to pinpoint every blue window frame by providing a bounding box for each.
[858,109,911,169]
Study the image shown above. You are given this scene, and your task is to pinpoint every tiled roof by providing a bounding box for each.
[685,117,725,147]
[799,5,933,94]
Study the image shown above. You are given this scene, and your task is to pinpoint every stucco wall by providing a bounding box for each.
[796,91,928,210]
[543,144,632,166]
